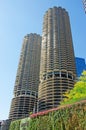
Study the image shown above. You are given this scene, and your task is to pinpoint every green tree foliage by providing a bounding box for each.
[61,71,86,105]
[9,120,20,130]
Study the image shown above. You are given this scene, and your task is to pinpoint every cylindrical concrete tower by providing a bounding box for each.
[9,33,41,120]
[38,7,76,111]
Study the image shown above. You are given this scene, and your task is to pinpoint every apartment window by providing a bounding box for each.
[61,72,67,78]
[21,91,25,95]
[68,73,72,79]
[54,71,60,77]
[26,91,30,95]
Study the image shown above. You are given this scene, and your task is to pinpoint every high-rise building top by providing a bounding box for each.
[38,7,76,111]
[83,0,86,13]
[75,57,86,77]
[40,7,76,75]
[9,33,41,120]
[14,33,41,94]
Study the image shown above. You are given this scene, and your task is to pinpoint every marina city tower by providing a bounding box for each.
[38,7,76,111]
[9,33,41,120]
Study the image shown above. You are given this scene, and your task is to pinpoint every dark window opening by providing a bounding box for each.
[47,74,52,78]
[21,91,25,95]
[68,74,72,79]
[61,73,67,78]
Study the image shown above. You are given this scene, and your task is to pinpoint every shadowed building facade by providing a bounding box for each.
[38,7,76,111]
[9,33,41,120]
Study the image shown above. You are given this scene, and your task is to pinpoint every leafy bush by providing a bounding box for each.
[9,120,20,130]
[29,100,86,130]
[9,100,86,130]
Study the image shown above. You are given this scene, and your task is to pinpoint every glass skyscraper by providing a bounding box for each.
[75,57,86,77]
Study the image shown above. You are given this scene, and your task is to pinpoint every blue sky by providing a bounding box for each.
[0,0,86,120]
